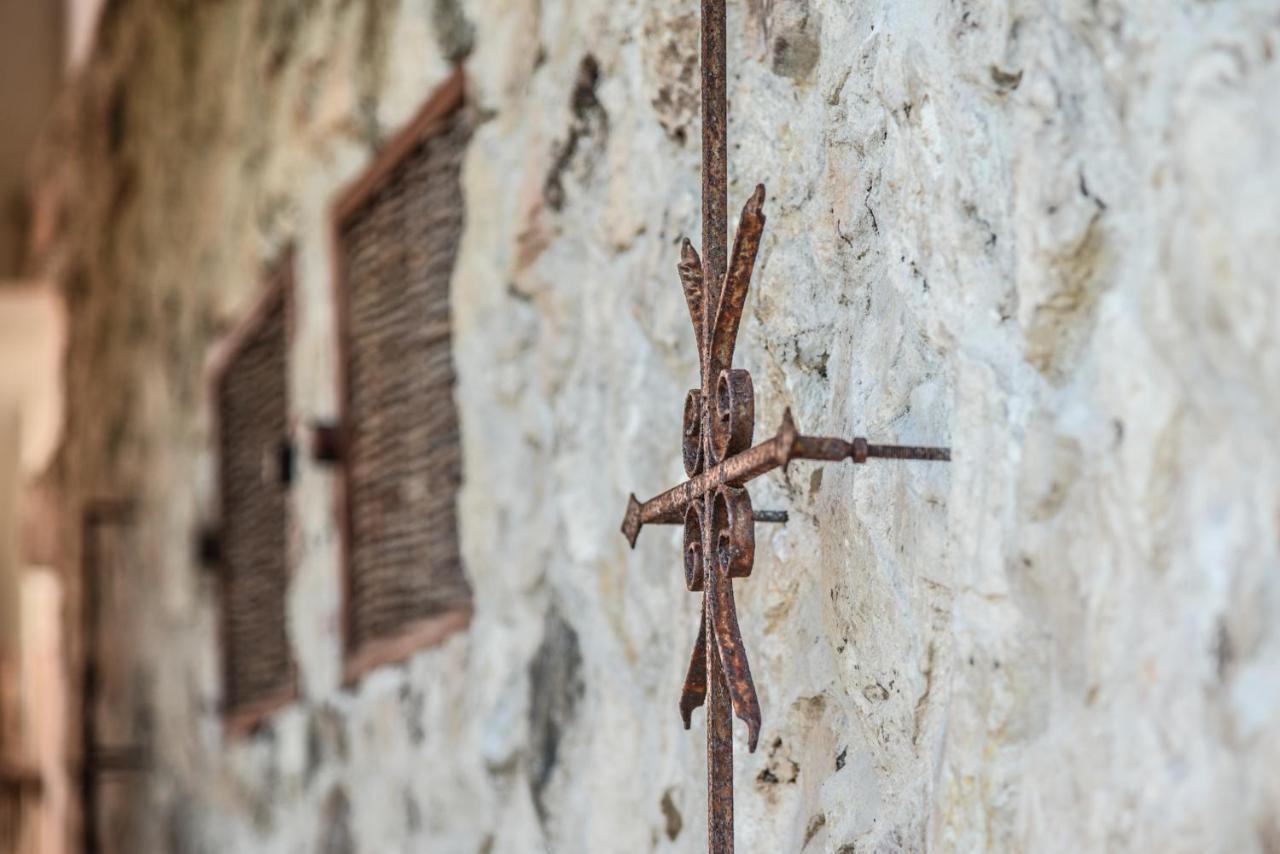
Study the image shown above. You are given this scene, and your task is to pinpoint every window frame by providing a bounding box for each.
[329,70,473,688]
[207,251,298,737]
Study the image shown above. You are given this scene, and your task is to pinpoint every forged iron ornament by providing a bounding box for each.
[620,2,951,851]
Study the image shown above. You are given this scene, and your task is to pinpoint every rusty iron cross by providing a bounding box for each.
[620,2,950,851]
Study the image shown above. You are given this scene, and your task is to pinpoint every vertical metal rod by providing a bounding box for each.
[701,0,728,318]
[705,509,735,854]
[700,1,733,852]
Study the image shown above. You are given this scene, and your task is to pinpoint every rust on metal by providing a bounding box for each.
[622,2,951,851]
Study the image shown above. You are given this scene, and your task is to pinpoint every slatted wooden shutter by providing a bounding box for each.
[335,76,472,682]
[215,262,294,730]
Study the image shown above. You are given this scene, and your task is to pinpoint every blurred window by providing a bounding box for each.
[213,258,295,732]
[333,75,472,685]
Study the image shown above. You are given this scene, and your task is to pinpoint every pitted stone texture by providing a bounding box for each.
[33,0,1280,852]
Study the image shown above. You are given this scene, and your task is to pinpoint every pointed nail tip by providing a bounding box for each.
[621,494,642,547]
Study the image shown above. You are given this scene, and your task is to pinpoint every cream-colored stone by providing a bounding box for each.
[22,0,1280,851]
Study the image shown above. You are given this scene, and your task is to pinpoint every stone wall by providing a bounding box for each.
[34,0,1280,851]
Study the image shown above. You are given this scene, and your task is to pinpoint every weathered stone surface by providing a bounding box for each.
[33,0,1280,851]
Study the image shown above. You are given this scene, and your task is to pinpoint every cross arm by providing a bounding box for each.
[708,185,766,380]
[620,410,950,547]
[678,239,705,351]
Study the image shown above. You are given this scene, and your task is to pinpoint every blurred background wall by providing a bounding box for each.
[1,6,103,850]
[3,1,1280,853]
[1,289,67,851]
[0,2,60,277]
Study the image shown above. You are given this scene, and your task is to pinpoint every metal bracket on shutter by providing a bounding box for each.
[309,420,346,464]
[620,4,952,851]
[194,523,223,570]
[275,438,296,486]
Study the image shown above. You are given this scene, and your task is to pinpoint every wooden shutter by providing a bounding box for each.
[214,260,295,732]
[334,74,472,683]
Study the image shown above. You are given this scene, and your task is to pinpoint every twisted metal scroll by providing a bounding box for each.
[620,3,950,850]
